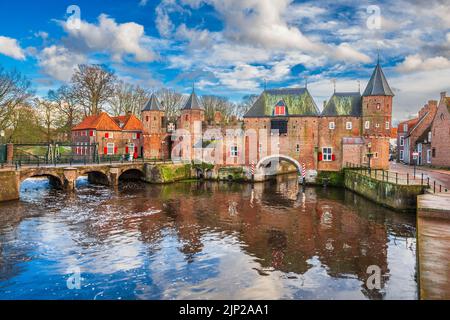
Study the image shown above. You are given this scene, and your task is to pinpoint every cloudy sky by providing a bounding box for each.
[0,0,449,122]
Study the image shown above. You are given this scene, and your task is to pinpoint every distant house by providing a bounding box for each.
[430,92,450,167]
[397,100,437,165]
[72,112,143,159]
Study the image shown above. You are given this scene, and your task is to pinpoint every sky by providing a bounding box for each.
[0,0,449,122]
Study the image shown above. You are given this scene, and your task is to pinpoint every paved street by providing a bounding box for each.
[390,162,450,192]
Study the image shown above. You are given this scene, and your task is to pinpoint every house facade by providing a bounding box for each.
[430,92,450,167]
[72,112,144,160]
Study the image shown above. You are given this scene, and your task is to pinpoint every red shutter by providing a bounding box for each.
[103,147,107,154]
[125,146,129,154]
[105,132,109,138]
[90,130,94,136]
[137,133,141,139]
[318,152,323,161]
[114,146,118,154]
[332,154,336,161]
[134,146,138,153]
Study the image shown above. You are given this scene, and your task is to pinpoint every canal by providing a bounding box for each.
[0,174,417,299]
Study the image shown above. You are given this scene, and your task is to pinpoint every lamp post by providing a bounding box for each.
[0,130,5,145]
[366,142,374,174]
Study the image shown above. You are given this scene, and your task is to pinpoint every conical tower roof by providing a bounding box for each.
[182,87,203,110]
[363,61,394,96]
[142,93,162,111]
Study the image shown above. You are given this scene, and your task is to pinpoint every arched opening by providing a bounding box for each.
[20,174,63,200]
[196,168,204,180]
[257,155,302,179]
[76,171,110,188]
[119,169,144,182]
[205,169,213,179]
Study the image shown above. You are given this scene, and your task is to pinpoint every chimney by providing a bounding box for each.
[441,92,447,100]
[127,110,132,116]
[428,100,438,112]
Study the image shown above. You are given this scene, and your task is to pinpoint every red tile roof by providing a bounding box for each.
[398,118,418,133]
[112,114,143,131]
[72,112,123,131]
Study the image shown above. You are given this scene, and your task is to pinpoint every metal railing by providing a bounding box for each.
[345,162,450,194]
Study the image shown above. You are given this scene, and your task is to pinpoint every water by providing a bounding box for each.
[0,174,417,300]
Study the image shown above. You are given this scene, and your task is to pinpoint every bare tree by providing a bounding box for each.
[48,85,83,141]
[200,95,232,123]
[34,98,58,143]
[109,81,150,117]
[0,67,33,131]
[233,94,258,119]
[156,88,183,121]
[71,64,117,116]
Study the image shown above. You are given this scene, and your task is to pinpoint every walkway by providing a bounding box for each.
[390,162,450,192]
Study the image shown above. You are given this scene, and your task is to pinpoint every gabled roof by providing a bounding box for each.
[363,62,394,97]
[142,93,162,111]
[182,89,203,110]
[321,92,362,116]
[398,118,418,133]
[112,114,143,131]
[416,124,432,144]
[244,88,319,118]
[73,112,122,131]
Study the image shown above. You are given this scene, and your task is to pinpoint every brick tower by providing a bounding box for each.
[142,93,165,159]
[361,59,394,169]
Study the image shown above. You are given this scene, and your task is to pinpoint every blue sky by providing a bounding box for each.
[0,0,449,121]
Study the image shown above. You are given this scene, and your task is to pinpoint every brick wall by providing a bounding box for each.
[431,93,450,167]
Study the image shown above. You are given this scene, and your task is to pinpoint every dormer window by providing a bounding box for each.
[274,100,286,116]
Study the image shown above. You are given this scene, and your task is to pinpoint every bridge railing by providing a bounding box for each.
[345,162,450,194]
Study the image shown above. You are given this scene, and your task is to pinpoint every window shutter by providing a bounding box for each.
[103,147,107,154]
[125,146,129,154]
[90,131,94,136]
[318,152,323,161]
[105,132,109,138]
[114,146,118,154]
[332,154,336,161]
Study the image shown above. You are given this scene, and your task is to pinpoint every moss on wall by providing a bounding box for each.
[316,170,345,187]
[218,166,246,181]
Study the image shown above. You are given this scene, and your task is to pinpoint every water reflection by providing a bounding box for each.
[0,174,417,300]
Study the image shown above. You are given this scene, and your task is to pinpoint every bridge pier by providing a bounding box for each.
[109,167,120,187]
[63,168,78,191]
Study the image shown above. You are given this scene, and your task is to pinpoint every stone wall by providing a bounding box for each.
[0,171,20,202]
[344,169,425,211]
[143,163,192,183]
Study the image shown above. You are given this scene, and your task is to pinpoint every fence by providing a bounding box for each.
[345,162,450,194]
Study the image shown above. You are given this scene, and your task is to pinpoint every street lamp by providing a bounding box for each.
[366,142,374,174]
[0,130,5,144]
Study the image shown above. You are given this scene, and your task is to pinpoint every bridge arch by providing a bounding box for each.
[20,172,64,189]
[118,168,144,182]
[256,154,302,176]
[78,170,110,186]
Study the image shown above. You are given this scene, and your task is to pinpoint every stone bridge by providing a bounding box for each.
[0,162,149,202]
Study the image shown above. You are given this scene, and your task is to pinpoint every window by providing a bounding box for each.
[385,122,390,129]
[365,121,370,129]
[105,132,113,139]
[322,147,332,161]
[146,116,149,122]
[274,101,286,116]
[400,136,404,146]
[271,120,288,134]
[403,124,408,132]
[230,145,238,157]
[133,133,137,140]
[375,123,380,128]
[107,143,115,155]
[185,115,189,121]
[427,149,432,164]
[346,122,352,130]
[296,144,300,153]
[440,113,445,121]
[128,143,135,154]
[400,150,404,160]
[329,122,335,130]
[374,152,379,159]
[428,131,432,143]
[432,148,436,158]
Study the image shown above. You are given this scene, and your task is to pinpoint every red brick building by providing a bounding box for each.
[72,112,143,159]
[431,92,450,167]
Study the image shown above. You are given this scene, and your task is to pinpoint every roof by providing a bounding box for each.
[72,112,122,131]
[182,89,203,110]
[416,124,432,144]
[112,114,143,131]
[363,62,394,97]
[398,118,419,133]
[142,93,162,111]
[244,88,319,118]
[321,92,362,116]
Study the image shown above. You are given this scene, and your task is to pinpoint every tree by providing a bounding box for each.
[200,95,232,123]
[109,81,150,117]
[0,67,33,131]
[156,88,183,121]
[71,64,117,116]
[34,98,58,143]
[48,85,83,141]
[233,94,258,119]
[8,104,43,143]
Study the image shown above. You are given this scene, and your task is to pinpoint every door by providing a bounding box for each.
[0,145,6,163]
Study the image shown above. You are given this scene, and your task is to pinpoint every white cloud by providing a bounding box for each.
[0,36,26,60]
[61,14,155,62]
[334,43,371,63]
[38,45,87,82]
[396,54,450,73]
